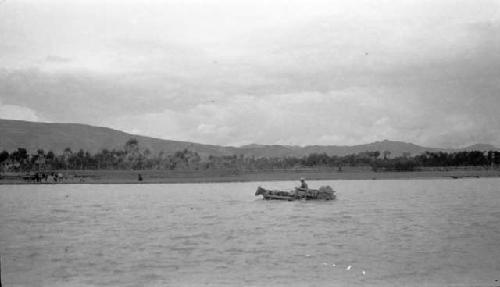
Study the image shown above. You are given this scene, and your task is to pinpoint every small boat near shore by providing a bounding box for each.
[255,185,336,201]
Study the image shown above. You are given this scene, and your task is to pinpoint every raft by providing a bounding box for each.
[255,186,336,201]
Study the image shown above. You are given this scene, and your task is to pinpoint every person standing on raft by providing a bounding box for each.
[299,177,308,190]
[295,177,309,198]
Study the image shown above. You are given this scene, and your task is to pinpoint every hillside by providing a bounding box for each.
[0,119,235,157]
[0,119,497,157]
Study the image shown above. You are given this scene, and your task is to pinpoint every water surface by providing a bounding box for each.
[1,179,500,286]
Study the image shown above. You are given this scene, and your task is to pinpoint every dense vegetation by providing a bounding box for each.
[1,138,499,173]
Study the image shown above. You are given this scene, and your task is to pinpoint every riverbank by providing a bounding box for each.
[1,167,500,184]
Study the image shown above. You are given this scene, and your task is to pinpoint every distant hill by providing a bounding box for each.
[0,119,498,158]
[0,119,235,157]
[458,144,499,152]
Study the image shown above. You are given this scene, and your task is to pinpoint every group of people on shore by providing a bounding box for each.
[24,172,64,183]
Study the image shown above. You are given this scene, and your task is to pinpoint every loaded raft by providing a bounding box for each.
[255,186,336,201]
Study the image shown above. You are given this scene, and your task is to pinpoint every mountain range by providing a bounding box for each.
[0,119,498,158]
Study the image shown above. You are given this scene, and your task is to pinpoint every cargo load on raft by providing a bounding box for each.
[255,185,336,201]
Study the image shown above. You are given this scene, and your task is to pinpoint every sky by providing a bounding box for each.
[1,0,499,148]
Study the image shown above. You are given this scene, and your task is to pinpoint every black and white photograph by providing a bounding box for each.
[1,0,500,286]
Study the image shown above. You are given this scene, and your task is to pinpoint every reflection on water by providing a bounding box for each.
[1,179,500,286]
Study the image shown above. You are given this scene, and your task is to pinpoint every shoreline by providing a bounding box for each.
[1,167,500,185]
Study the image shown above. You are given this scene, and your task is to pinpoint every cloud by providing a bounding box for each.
[0,69,181,123]
[0,0,500,147]
[0,100,41,122]
[98,89,423,146]
[45,55,71,63]
[101,81,500,148]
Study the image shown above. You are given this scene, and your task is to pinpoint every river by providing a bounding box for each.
[1,179,499,286]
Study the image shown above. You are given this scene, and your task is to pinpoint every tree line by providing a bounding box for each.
[1,138,499,172]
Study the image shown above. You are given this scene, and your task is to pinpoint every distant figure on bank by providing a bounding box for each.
[57,172,64,183]
[138,173,143,182]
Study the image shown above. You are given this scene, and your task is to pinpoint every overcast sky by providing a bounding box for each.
[1,0,499,147]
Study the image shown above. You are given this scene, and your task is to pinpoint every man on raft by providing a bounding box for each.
[295,177,309,198]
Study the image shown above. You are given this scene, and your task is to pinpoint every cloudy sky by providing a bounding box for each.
[1,0,499,147]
